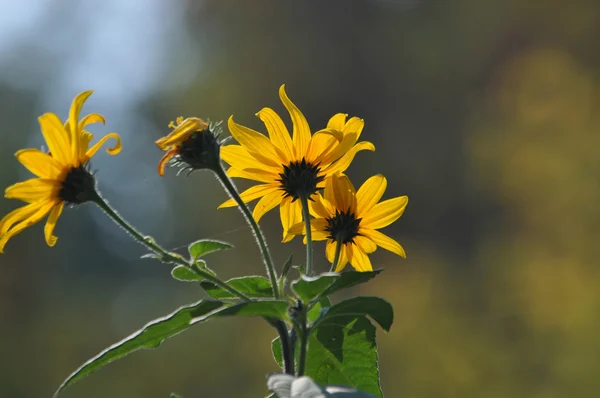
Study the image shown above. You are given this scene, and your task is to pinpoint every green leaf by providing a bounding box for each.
[291,273,338,303]
[188,239,233,261]
[171,263,205,282]
[272,298,331,368]
[216,300,289,320]
[306,316,383,397]
[200,276,274,299]
[312,296,393,332]
[54,300,225,397]
[322,269,383,297]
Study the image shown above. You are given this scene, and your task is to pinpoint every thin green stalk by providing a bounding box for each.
[296,314,308,376]
[299,195,313,276]
[214,165,280,298]
[329,239,342,272]
[90,191,251,301]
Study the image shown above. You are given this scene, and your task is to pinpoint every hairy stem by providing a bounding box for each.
[299,195,313,276]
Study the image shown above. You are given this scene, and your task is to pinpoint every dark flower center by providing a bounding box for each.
[277,158,323,200]
[325,210,361,244]
[177,129,221,171]
[59,165,97,205]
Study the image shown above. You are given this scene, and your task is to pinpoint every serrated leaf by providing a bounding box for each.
[322,269,383,297]
[200,276,274,299]
[312,297,393,332]
[291,274,339,303]
[188,239,233,261]
[214,300,289,320]
[54,300,225,397]
[306,316,383,397]
[171,263,204,282]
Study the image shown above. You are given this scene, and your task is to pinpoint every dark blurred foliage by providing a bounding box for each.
[1,0,599,397]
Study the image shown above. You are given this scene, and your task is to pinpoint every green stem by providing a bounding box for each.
[90,191,251,301]
[299,195,313,276]
[330,239,342,272]
[214,165,280,299]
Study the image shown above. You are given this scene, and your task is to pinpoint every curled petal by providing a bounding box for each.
[44,202,64,247]
[0,200,57,253]
[85,133,122,161]
[156,117,208,149]
[78,113,105,130]
[157,148,179,176]
[69,91,94,166]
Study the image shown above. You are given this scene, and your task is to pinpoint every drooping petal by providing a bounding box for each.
[256,107,295,162]
[347,244,373,272]
[219,184,279,208]
[155,117,208,149]
[84,133,122,161]
[280,196,302,243]
[327,113,348,131]
[44,201,64,247]
[356,174,387,214]
[4,178,60,202]
[221,145,280,174]
[228,116,283,167]
[278,85,311,159]
[69,91,94,165]
[78,113,105,130]
[15,149,64,179]
[322,141,375,176]
[0,200,57,253]
[252,190,283,223]
[0,202,42,236]
[360,228,406,258]
[157,148,179,176]
[361,196,409,230]
[38,113,72,165]
[354,235,377,254]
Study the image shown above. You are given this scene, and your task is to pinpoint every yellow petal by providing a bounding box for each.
[356,174,387,214]
[84,133,122,162]
[252,190,283,223]
[44,201,64,247]
[342,117,365,140]
[354,235,377,254]
[219,184,279,208]
[278,85,311,159]
[327,113,347,131]
[256,107,295,161]
[326,240,349,272]
[15,149,64,179]
[309,193,332,219]
[228,116,283,167]
[38,113,72,165]
[80,131,94,159]
[280,196,302,243]
[221,145,280,174]
[348,244,373,272]
[0,202,42,236]
[305,129,342,165]
[4,178,60,202]
[155,117,208,149]
[157,148,179,176]
[360,228,406,258]
[326,174,356,213]
[287,218,328,237]
[361,196,408,229]
[227,167,277,184]
[69,91,94,165]
[78,113,105,130]
[322,141,375,176]
[318,132,358,166]
[0,200,57,253]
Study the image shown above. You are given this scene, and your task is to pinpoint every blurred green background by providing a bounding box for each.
[2,1,600,397]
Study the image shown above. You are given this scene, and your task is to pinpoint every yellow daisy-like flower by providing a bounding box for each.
[0,91,121,253]
[289,173,408,272]
[155,116,214,176]
[219,85,375,242]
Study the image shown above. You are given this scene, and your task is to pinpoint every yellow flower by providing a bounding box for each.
[289,173,408,272]
[219,85,375,242]
[155,116,212,176]
[0,91,121,253]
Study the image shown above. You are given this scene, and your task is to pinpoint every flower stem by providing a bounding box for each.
[90,191,251,301]
[214,165,280,299]
[299,195,313,276]
[330,239,342,272]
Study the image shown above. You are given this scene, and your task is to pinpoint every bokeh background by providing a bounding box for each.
[1,1,600,397]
